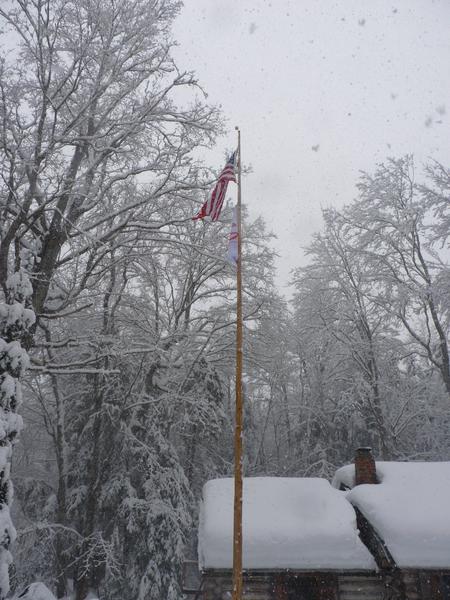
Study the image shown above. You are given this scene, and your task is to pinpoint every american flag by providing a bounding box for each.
[192,152,237,222]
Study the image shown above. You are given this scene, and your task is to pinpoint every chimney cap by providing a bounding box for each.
[355,446,373,455]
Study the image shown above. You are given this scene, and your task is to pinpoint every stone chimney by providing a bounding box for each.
[354,447,378,485]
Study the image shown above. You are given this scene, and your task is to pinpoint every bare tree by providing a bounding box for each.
[0,0,220,317]
[346,157,450,396]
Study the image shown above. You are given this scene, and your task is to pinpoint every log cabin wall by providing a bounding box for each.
[274,573,338,600]
[402,572,420,600]
[337,574,384,599]
[403,570,450,600]
[201,571,385,600]
[202,572,273,600]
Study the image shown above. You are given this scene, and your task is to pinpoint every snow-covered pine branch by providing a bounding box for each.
[0,267,35,598]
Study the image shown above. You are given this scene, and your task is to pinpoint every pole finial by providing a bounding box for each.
[235,125,239,131]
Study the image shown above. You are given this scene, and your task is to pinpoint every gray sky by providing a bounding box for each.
[173,0,450,291]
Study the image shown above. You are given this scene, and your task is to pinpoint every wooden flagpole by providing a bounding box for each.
[232,126,243,600]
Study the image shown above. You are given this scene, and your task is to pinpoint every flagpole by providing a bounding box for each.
[232,126,243,600]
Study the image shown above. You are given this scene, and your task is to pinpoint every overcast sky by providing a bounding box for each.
[173,0,450,291]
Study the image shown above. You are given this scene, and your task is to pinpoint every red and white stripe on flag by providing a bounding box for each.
[192,152,237,222]
[227,206,239,265]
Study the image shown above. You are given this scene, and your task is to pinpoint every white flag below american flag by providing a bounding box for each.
[192,151,237,222]
[227,206,239,265]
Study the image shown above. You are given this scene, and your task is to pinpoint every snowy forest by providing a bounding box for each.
[0,1,449,599]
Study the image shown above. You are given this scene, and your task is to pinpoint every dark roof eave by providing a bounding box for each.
[200,567,380,576]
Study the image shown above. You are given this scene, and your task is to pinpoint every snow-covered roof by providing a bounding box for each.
[332,461,450,568]
[198,477,376,571]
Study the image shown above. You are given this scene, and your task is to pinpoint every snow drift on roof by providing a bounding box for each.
[198,477,376,571]
[333,461,450,568]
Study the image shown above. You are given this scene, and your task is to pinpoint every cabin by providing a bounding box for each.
[195,449,450,600]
